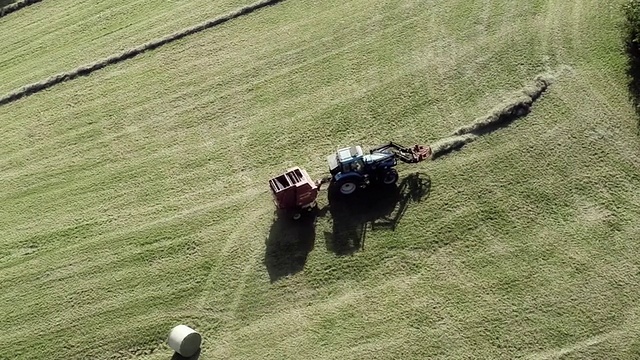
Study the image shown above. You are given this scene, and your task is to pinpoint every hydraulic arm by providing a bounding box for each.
[369,142,432,163]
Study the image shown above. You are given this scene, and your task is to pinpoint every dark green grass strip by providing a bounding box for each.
[0,0,285,107]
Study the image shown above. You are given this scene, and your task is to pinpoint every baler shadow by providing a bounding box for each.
[263,207,327,283]
[324,172,431,256]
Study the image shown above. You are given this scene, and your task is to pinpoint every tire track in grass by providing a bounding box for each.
[195,206,269,320]
[0,186,266,281]
[207,273,422,358]
[0,0,42,19]
[0,0,285,107]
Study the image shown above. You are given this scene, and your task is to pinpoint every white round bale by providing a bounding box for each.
[167,324,202,357]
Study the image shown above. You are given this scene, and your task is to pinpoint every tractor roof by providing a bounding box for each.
[337,146,363,163]
[363,152,394,163]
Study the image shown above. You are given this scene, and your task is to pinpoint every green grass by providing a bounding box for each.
[1,0,639,359]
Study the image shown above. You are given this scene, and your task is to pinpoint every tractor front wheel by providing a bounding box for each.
[382,170,399,185]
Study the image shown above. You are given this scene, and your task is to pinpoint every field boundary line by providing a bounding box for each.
[0,0,42,18]
[0,0,285,107]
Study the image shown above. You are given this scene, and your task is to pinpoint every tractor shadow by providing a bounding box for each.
[324,172,431,256]
[626,33,640,134]
[263,206,327,283]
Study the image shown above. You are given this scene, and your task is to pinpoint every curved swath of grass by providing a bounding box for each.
[431,72,555,159]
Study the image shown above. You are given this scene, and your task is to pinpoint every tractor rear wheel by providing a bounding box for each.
[382,169,399,185]
[338,181,358,195]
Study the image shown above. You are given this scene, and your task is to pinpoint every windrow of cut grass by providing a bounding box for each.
[0,0,262,94]
[431,72,555,159]
[452,74,554,136]
[0,0,41,18]
[0,0,285,107]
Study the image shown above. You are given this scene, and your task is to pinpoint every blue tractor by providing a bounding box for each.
[326,142,432,195]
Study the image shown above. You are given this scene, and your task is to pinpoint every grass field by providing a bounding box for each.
[1,0,639,359]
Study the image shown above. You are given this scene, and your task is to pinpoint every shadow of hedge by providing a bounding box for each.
[626,35,640,134]
[624,0,640,134]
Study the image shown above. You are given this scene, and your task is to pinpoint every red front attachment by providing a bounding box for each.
[412,144,432,162]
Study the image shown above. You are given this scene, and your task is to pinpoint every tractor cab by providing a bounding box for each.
[327,145,366,176]
[327,145,398,175]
